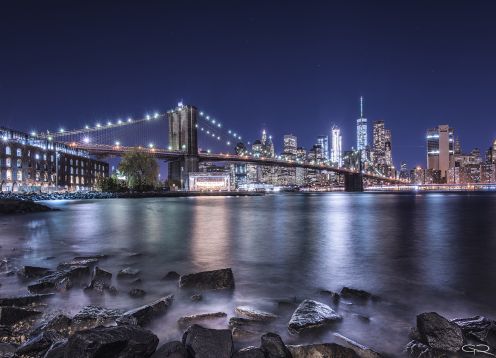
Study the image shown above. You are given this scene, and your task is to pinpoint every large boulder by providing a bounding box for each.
[118,295,174,326]
[0,306,41,325]
[416,312,464,352]
[288,299,342,334]
[19,265,52,279]
[287,343,360,358]
[30,314,72,337]
[452,315,496,346]
[339,287,372,301]
[86,266,112,292]
[177,312,227,328]
[64,325,158,357]
[179,268,235,290]
[261,332,292,358]
[404,340,446,358]
[235,306,277,321]
[118,267,141,279]
[28,266,90,293]
[0,293,53,306]
[151,341,188,358]
[182,324,234,358]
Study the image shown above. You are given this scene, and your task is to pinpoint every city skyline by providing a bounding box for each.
[1,1,496,169]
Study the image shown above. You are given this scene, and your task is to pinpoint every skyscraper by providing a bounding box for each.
[330,125,342,167]
[283,134,297,155]
[426,124,454,180]
[385,128,393,167]
[356,96,368,159]
[317,135,329,160]
[372,120,386,165]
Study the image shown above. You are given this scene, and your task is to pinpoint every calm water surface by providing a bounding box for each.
[1,193,496,355]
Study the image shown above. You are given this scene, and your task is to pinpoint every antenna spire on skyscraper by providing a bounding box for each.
[360,96,364,118]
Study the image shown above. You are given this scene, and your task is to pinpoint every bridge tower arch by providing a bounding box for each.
[167,103,199,189]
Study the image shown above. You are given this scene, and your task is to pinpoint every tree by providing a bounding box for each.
[95,176,127,192]
[118,150,159,191]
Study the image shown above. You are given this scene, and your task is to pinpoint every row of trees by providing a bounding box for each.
[96,150,161,192]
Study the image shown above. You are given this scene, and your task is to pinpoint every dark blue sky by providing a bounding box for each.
[1,0,495,168]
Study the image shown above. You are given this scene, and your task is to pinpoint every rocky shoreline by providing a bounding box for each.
[0,191,263,203]
[0,200,55,215]
[0,256,494,357]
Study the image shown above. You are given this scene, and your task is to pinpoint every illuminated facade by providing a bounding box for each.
[316,135,329,160]
[356,96,368,158]
[283,134,297,157]
[330,125,342,167]
[188,172,231,191]
[426,124,454,180]
[0,128,108,192]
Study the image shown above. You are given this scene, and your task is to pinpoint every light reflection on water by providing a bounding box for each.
[1,193,496,355]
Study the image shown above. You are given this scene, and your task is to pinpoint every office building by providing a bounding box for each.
[330,125,342,167]
[283,134,297,156]
[356,96,368,158]
[317,135,329,160]
[426,124,454,180]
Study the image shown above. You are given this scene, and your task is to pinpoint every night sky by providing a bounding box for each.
[1,0,495,168]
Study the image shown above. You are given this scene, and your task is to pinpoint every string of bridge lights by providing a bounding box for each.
[32,107,246,151]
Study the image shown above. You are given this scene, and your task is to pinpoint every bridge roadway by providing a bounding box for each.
[72,143,402,184]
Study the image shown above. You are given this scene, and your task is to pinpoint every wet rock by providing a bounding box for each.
[19,265,52,278]
[86,266,112,292]
[179,268,235,290]
[233,346,265,358]
[131,278,143,285]
[16,329,63,356]
[334,333,382,358]
[57,258,98,270]
[235,306,277,321]
[340,287,372,300]
[182,324,234,358]
[0,199,53,214]
[452,315,496,345]
[177,312,227,328]
[229,317,266,340]
[28,266,89,293]
[73,254,108,261]
[117,267,140,279]
[72,305,123,330]
[287,343,360,358]
[288,299,342,334]
[163,271,180,281]
[64,325,158,358]
[352,314,371,323]
[404,340,445,358]
[191,294,202,302]
[260,332,292,358]
[151,341,188,358]
[0,306,41,325]
[118,294,174,326]
[416,312,464,352]
[0,293,53,307]
[30,314,73,337]
[55,276,73,290]
[129,288,146,298]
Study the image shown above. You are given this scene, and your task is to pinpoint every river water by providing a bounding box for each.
[1,193,496,355]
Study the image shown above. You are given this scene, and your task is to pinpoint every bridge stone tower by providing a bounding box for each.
[167,103,199,189]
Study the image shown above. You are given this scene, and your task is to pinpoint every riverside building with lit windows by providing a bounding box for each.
[0,128,109,192]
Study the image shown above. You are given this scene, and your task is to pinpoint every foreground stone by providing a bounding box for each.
[57,258,99,270]
[163,271,180,281]
[178,312,227,328]
[0,306,41,325]
[288,299,342,334]
[118,267,141,279]
[0,293,53,307]
[452,315,496,346]
[233,346,265,358]
[182,324,234,358]
[235,306,278,321]
[19,265,52,279]
[261,332,292,358]
[30,313,73,337]
[16,329,63,356]
[0,199,53,214]
[64,325,158,357]
[334,333,382,358]
[86,266,112,292]
[28,266,90,293]
[287,343,360,358]
[118,294,174,326]
[179,268,235,290]
[340,287,372,301]
[72,305,123,330]
[151,341,188,358]
[416,312,463,352]
[229,317,269,340]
